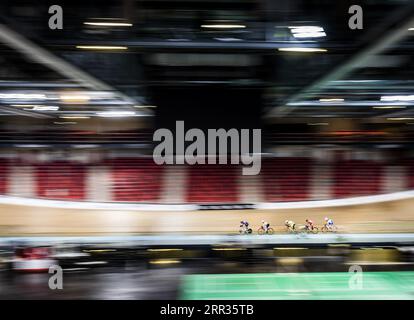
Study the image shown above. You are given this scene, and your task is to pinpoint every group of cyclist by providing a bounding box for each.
[285,217,335,232]
[240,220,271,234]
[240,217,335,234]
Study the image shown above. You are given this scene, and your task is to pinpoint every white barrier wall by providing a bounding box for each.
[0,190,414,235]
[7,165,35,197]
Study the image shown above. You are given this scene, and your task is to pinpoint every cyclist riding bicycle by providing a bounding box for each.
[305,219,315,231]
[240,220,249,230]
[324,217,335,230]
[285,220,296,232]
[261,220,270,232]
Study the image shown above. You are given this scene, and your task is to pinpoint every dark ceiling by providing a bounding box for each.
[0,0,414,147]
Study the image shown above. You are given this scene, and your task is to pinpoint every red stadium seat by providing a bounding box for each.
[106,158,163,202]
[333,160,383,198]
[1,156,403,203]
[186,164,239,203]
[35,161,86,200]
[261,157,312,202]
[0,159,9,195]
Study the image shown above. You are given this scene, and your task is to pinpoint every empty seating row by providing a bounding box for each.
[105,158,163,202]
[186,164,239,203]
[333,160,383,198]
[0,157,409,203]
[36,162,86,200]
[261,158,313,202]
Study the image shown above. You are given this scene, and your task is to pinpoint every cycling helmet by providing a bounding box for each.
[324,217,329,221]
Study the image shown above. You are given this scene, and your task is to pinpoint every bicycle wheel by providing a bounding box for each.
[258,228,265,235]
[267,228,274,235]
[311,227,319,234]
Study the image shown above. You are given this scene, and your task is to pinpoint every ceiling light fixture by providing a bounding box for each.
[0,93,46,100]
[319,98,344,103]
[291,32,327,38]
[60,94,90,103]
[29,106,59,111]
[97,111,136,118]
[387,117,414,121]
[12,104,45,108]
[201,24,246,29]
[15,144,49,148]
[76,45,128,50]
[84,22,133,27]
[381,95,414,102]
[307,122,329,126]
[59,115,91,119]
[373,106,407,109]
[54,121,77,125]
[289,26,326,38]
[278,47,328,53]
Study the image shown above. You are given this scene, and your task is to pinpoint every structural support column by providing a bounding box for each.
[310,163,333,200]
[382,165,407,193]
[239,174,265,203]
[7,165,35,197]
[160,165,188,203]
[86,166,113,202]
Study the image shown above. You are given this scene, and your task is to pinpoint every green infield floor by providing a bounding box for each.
[181,271,414,300]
